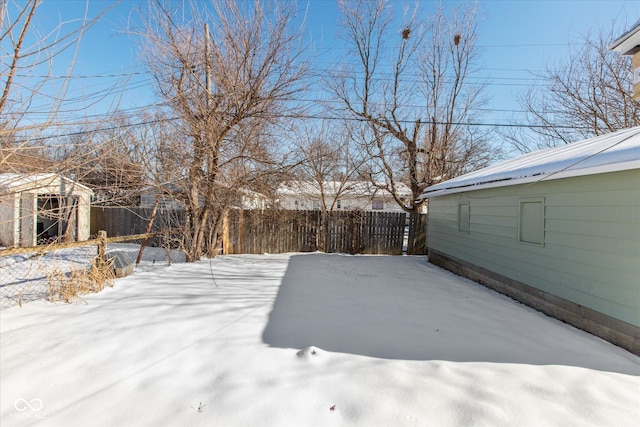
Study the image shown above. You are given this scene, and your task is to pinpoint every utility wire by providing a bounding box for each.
[10,113,593,144]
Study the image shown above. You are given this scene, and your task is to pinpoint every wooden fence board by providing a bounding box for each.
[91,207,185,237]
[407,213,428,255]
[222,209,410,256]
[92,207,426,256]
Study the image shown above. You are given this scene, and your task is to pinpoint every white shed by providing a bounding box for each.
[0,173,94,247]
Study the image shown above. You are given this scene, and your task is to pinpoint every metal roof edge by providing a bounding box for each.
[609,19,640,54]
[420,160,640,198]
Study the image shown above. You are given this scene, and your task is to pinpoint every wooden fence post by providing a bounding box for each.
[136,194,161,264]
[222,210,230,255]
[238,209,244,253]
[97,230,107,260]
[407,213,428,255]
[318,211,326,253]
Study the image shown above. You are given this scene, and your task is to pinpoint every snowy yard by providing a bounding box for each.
[1,253,638,426]
[0,244,185,309]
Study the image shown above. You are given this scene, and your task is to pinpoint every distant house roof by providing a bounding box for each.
[277,181,412,198]
[0,173,93,196]
[609,19,640,55]
[141,180,267,199]
[420,126,640,198]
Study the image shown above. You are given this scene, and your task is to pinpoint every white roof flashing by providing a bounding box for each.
[609,19,640,55]
[420,127,640,198]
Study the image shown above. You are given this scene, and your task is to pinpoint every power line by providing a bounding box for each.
[13,68,548,84]
[8,64,556,122]
[11,117,180,144]
[10,112,591,144]
[13,90,572,121]
[13,71,149,79]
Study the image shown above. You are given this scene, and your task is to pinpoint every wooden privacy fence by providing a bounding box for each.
[91,206,185,237]
[223,209,320,254]
[90,206,428,256]
[223,209,426,255]
[323,210,405,255]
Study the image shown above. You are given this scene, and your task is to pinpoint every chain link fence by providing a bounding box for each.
[0,233,185,310]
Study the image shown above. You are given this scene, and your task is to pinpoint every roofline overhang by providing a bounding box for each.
[419,160,640,198]
[0,173,94,196]
[609,22,640,55]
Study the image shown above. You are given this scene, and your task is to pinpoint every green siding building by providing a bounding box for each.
[421,127,640,355]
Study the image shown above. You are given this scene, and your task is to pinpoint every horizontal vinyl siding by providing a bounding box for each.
[427,169,640,327]
[545,218,638,241]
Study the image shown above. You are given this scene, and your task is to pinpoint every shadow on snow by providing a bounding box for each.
[262,253,639,375]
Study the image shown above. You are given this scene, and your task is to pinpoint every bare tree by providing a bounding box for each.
[1,0,109,173]
[52,115,153,206]
[506,27,640,153]
[331,0,495,212]
[140,0,308,260]
[0,0,134,247]
[288,122,366,212]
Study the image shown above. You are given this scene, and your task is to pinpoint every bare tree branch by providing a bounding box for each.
[505,27,640,152]
[139,0,308,260]
[331,0,495,211]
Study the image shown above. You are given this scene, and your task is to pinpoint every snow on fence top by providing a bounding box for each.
[420,126,640,198]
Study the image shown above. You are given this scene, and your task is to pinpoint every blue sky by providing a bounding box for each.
[15,0,640,135]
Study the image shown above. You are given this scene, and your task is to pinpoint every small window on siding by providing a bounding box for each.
[312,200,321,210]
[458,202,470,233]
[372,199,383,210]
[519,198,544,246]
[337,199,342,209]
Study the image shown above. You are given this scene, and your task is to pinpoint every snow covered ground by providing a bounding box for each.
[1,253,638,426]
[0,243,185,309]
